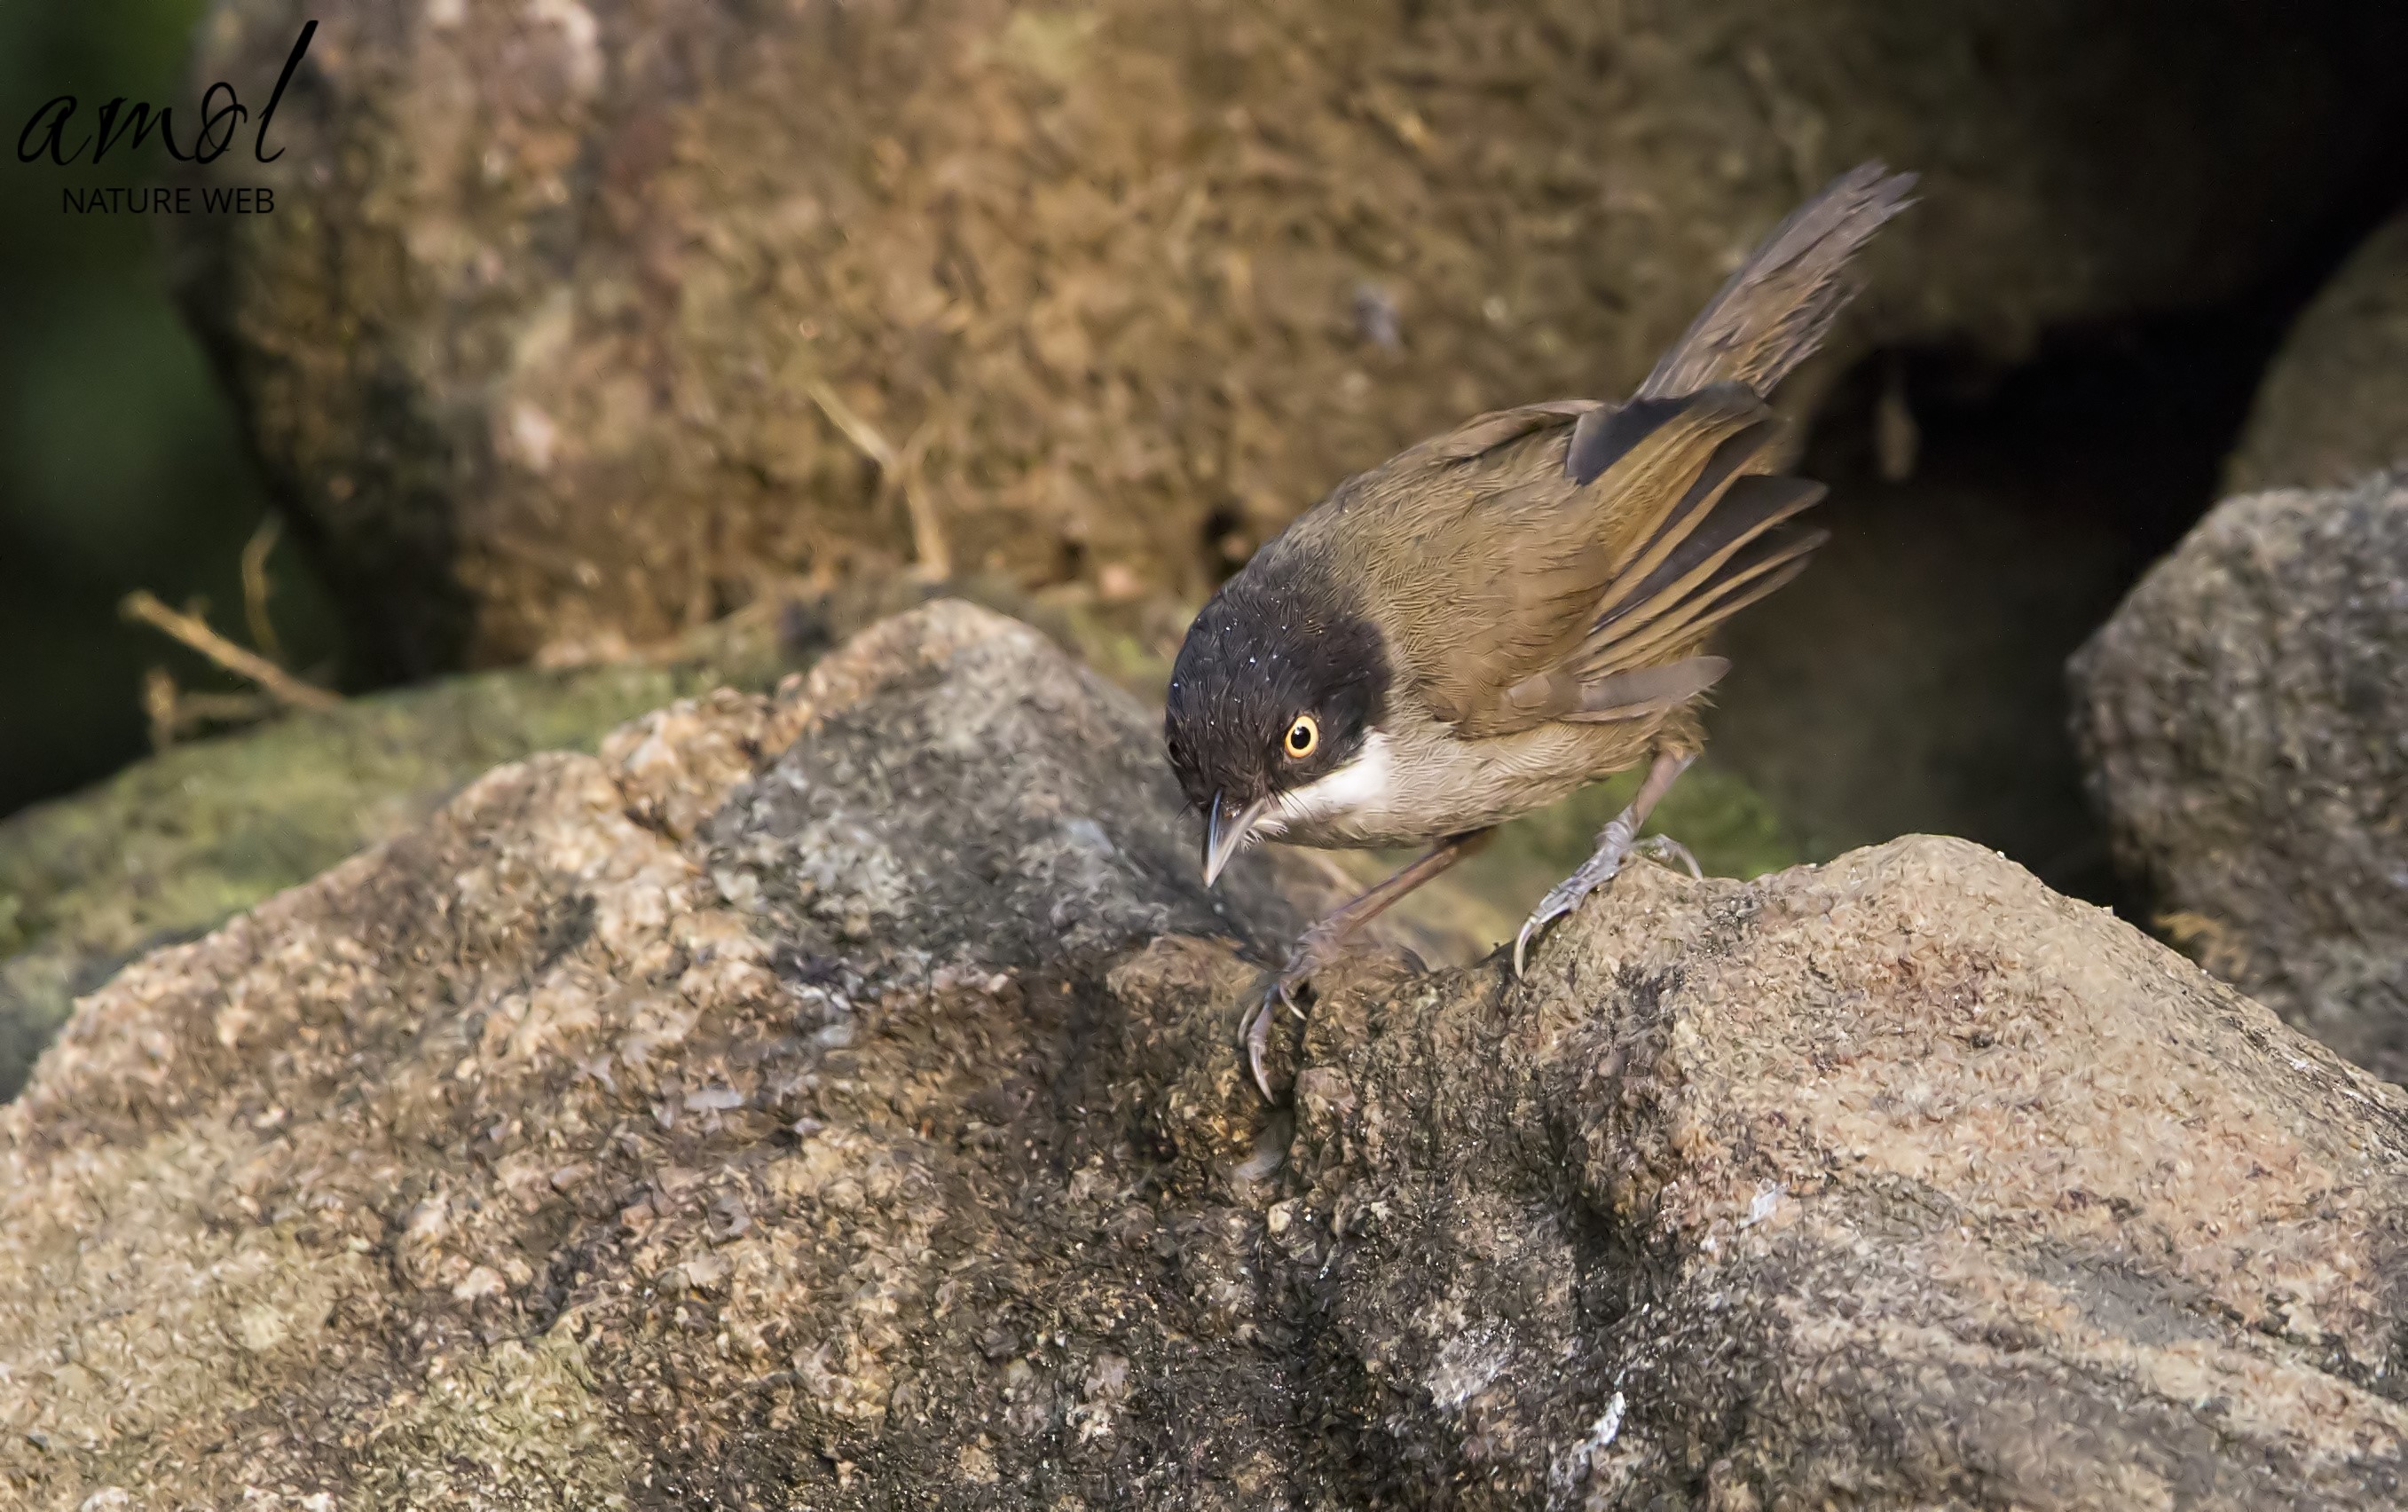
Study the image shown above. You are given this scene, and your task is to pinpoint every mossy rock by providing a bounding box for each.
[0,611,808,1099]
[0,574,1149,1097]
[7,599,2391,1508]
[0,578,1798,1097]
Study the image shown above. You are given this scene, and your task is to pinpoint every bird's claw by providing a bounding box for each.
[1511,824,1698,979]
[1239,987,1280,1102]
[1274,970,1308,1020]
[1512,879,1589,979]
[1633,833,1704,879]
[1240,928,1342,1099]
[1240,978,1306,1102]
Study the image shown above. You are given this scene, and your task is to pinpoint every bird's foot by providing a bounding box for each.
[1239,917,1352,1100]
[1512,819,1698,977]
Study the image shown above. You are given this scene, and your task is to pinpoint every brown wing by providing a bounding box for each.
[1302,161,1907,737]
[1314,385,1774,736]
[1482,406,1828,732]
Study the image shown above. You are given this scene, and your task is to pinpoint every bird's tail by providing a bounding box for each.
[1635,162,1916,401]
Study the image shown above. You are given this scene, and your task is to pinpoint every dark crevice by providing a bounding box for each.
[1713,156,2408,908]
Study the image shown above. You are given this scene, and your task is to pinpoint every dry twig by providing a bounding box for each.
[806,380,953,581]
[140,665,282,750]
[120,589,340,712]
[240,516,285,662]
[804,379,896,471]
[139,666,178,752]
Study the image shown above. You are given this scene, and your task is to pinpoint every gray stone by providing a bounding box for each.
[2228,209,2408,493]
[6,601,2406,1508]
[2071,476,2408,1082]
[0,599,811,1104]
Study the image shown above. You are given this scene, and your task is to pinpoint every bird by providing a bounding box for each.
[1163,162,1916,1098]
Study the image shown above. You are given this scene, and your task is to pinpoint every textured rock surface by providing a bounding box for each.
[2228,208,2408,493]
[2071,478,2408,1082]
[0,572,1798,1105]
[7,600,2407,1508]
[0,598,811,1104]
[174,0,2404,673]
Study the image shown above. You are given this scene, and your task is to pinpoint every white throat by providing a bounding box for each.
[1259,730,1398,838]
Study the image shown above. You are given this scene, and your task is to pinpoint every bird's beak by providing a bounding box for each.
[1201,791,1272,887]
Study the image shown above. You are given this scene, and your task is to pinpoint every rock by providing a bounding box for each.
[7,600,2404,1508]
[173,0,2405,673]
[0,573,1154,1104]
[2228,208,2408,493]
[0,599,812,1105]
[2070,477,2408,1082]
[0,567,1797,1103]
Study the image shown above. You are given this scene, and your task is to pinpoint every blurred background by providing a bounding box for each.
[4,0,2408,1096]
[0,0,340,815]
[3,1,2399,870]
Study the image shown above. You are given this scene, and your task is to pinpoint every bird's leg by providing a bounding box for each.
[1241,828,1494,1099]
[1514,751,1696,978]
[1270,831,1494,1011]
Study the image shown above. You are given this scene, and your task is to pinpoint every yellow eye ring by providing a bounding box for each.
[1282,714,1319,760]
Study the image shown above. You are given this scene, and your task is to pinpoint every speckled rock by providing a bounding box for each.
[2070,477,2408,1083]
[173,0,2405,673]
[7,600,2406,1508]
[2227,208,2408,493]
[0,595,816,1105]
[0,571,1798,1106]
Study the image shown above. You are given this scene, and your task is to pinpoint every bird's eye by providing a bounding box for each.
[1282,714,1319,760]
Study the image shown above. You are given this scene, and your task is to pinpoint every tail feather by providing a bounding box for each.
[1592,475,1826,638]
[1636,162,1916,401]
[1576,526,1828,679]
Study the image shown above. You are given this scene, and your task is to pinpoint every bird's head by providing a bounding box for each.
[1163,565,1391,886]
